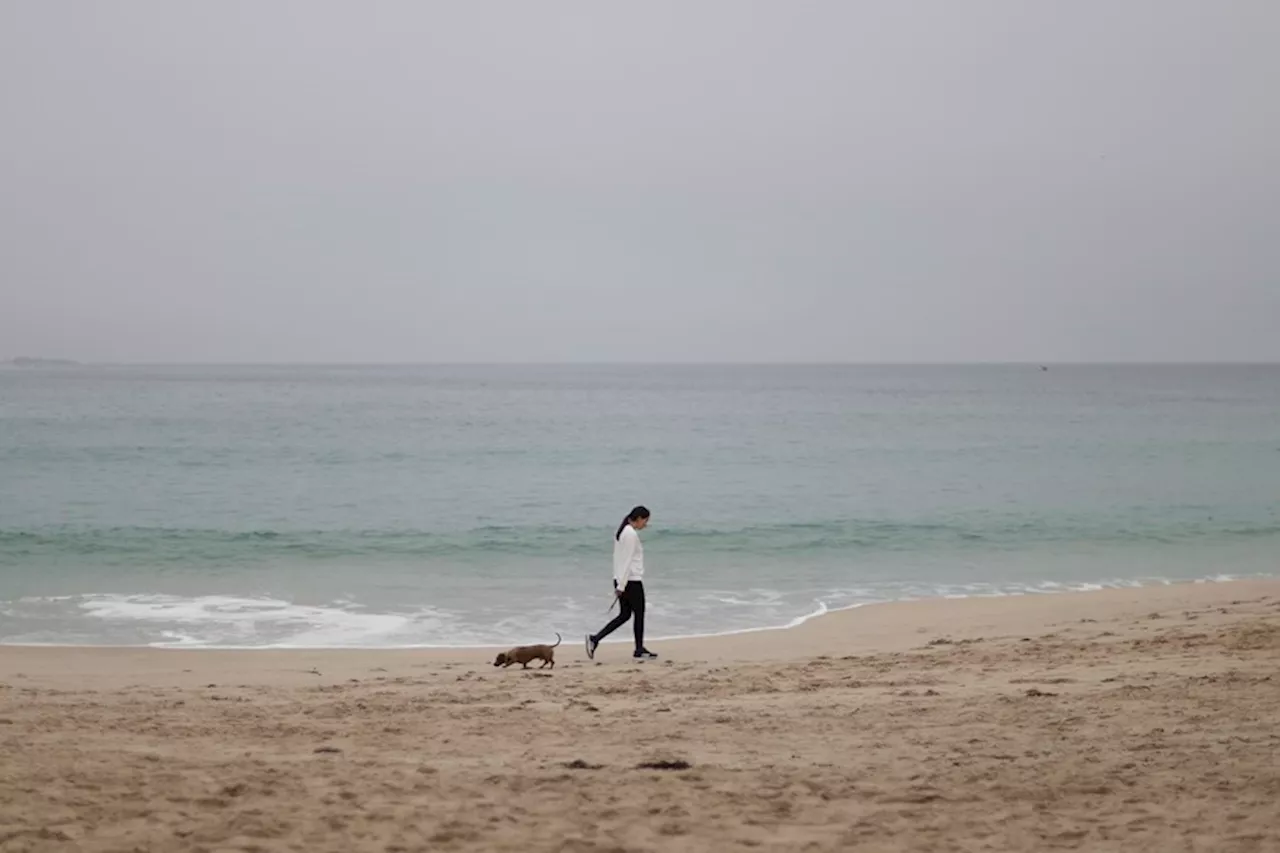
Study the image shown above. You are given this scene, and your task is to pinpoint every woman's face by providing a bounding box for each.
[632,516,649,531]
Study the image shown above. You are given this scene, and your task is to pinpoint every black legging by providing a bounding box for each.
[594,580,645,651]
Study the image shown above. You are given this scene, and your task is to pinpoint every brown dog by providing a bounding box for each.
[493,633,562,669]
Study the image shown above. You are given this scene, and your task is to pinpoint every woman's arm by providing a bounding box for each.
[613,528,637,591]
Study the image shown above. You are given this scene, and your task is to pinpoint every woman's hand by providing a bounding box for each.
[615,587,624,597]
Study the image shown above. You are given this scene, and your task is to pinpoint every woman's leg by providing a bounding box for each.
[630,581,646,652]
[593,592,633,642]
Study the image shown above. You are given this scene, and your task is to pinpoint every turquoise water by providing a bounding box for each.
[1,364,1277,647]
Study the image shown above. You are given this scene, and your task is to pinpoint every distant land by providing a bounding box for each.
[8,357,80,368]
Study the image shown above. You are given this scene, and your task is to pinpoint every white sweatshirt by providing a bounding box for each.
[613,524,645,588]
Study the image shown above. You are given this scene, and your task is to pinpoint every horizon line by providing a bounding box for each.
[7,358,1280,368]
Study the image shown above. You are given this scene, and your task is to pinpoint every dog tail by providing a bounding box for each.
[552,632,562,648]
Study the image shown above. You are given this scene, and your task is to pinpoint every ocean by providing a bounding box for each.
[1,364,1277,648]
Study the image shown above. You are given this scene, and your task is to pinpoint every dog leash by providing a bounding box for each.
[605,585,627,615]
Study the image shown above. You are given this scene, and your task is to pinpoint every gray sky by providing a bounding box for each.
[2,1,1277,363]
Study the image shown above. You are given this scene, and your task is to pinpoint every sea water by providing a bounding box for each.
[2,364,1277,647]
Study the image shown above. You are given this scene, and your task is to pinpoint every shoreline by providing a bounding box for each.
[2,577,1276,690]
[0,572,1268,654]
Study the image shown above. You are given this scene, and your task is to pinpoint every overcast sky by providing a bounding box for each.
[2,2,1277,363]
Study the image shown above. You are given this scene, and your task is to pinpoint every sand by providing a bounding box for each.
[1,579,1278,852]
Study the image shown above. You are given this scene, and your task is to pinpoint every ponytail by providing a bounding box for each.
[615,505,651,541]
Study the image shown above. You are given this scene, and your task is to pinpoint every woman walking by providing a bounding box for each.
[585,506,657,660]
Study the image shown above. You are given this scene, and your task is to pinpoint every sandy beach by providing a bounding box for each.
[2,579,1278,852]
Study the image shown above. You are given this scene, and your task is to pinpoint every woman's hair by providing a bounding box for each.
[616,505,651,541]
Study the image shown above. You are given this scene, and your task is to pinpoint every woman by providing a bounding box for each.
[585,505,657,660]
